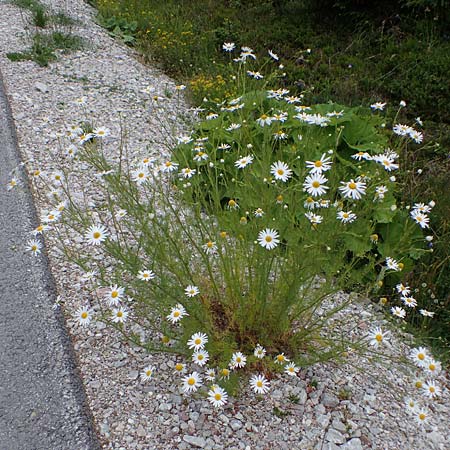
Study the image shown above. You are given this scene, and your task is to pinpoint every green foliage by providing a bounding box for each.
[100,16,138,45]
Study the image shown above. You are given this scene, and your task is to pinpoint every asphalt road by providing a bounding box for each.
[0,70,100,450]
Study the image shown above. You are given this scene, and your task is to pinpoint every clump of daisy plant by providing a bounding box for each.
[20,46,441,407]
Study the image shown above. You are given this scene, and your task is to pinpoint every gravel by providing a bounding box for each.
[0,0,448,449]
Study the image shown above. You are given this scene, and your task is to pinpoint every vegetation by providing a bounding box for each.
[7,0,82,66]
[89,0,449,360]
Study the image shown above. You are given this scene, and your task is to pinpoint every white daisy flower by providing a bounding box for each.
[192,349,209,366]
[257,228,280,250]
[409,347,429,367]
[369,327,389,347]
[85,224,109,246]
[182,372,203,393]
[187,332,208,350]
[370,102,386,111]
[174,362,186,375]
[254,344,266,359]
[305,154,332,174]
[339,179,367,200]
[166,304,188,324]
[75,306,93,326]
[112,307,129,323]
[385,257,401,271]
[303,174,329,197]
[140,365,156,381]
[414,406,430,426]
[137,270,155,281]
[229,352,247,369]
[185,285,200,297]
[410,210,430,229]
[391,306,406,319]
[208,386,228,407]
[106,284,125,306]
[160,160,179,173]
[274,353,289,365]
[202,240,218,255]
[222,42,236,52]
[284,362,300,376]
[421,380,441,399]
[250,374,270,394]
[305,212,323,224]
[131,167,149,184]
[270,161,292,182]
[337,210,357,223]
[26,239,42,255]
[180,167,196,179]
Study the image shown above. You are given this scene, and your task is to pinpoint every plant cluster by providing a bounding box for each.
[7,0,82,67]
[8,48,445,418]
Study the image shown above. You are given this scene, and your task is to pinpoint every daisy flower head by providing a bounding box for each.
[369,327,389,347]
[250,373,270,394]
[187,332,208,350]
[409,347,429,367]
[391,306,406,319]
[166,304,189,324]
[180,167,196,179]
[93,127,110,138]
[422,380,441,399]
[202,240,218,255]
[160,160,179,173]
[235,155,254,169]
[339,179,367,200]
[106,284,124,306]
[410,210,430,229]
[182,371,203,393]
[7,177,20,190]
[304,212,323,225]
[385,257,401,272]
[85,224,109,246]
[285,362,300,376]
[396,283,411,296]
[193,151,208,162]
[402,296,417,308]
[219,368,231,380]
[414,406,430,426]
[75,306,93,326]
[208,386,228,408]
[254,208,265,218]
[256,114,273,127]
[227,199,239,210]
[412,202,433,214]
[230,352,247,369]
[257,228,280,250]
[351,151,372,161]
[305,154,332,174]
[337,210,357,224]
[393,124,413,137]
[174,362,186,375]
[41,210,61,223]
[112,306,129,323]
[304,196,318,210]
[274,353,290,365]
[268,49,279,60]
[273,130,288,140]
[137,269,155,281]
[192,349,209,367]
[185,285,199,297]
[409,129,424,144]
[270,161,292,182]
[31,224,51,236]
[424,358,441,376]
[140,365,156,381]
[404,397,416,413]
[254,344,266,359]
[370,102,386,111]
[303,174,329,197]
[222,42,236,52]
[131,167,149,184]
[26,239,42,255]
[205,368,216,382]
[420,309,435,318]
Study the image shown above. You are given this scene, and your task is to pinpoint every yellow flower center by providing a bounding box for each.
[419,413,426,421]
[221,369,229,376]
[175,363,183,371]
[343,213,349,219]
[276,195,283,202]
[173,311,180,317]
[260,114,267,120]
[415,381,423,388]
[195,338,201,345]
[188,378,196,386]
[214,393,222,401]
[375,334,383,342]
[48,215,55,220]
[418,353,425,360]
[37,225,43,231]
[228,200,236,207]
[111,291,118,298]
[207,241,213,248]
[265,236,272,243]
[312,181,320,188]
[429,364,435,371]
[429,386,435,393]
[165,161,172,167]
[314,160,322,167]
[277,355,285,362]
[81,312,88,319]
[93,231,101,239]
[32,245,37,251]
[277,169,284,175]
[220,231,227,238]
[198,354,204,360]
[348,182,357,190]
[256,381,263,387]
[117,311,123,318]
[236,357,241,363]
[138,172,144,178]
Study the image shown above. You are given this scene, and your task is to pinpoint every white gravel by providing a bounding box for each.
[0,0,448,449]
